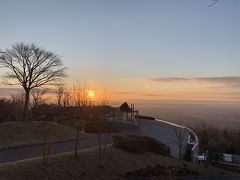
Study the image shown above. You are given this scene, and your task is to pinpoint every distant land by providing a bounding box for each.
[134,100,240,129]
[1,88,239,129]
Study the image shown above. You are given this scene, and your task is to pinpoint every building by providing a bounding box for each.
[139,116,199,161]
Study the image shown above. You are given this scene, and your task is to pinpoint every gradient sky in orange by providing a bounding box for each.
[0,0,240,103]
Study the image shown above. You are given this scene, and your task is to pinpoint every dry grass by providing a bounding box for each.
[0,121,88,149]
[0,146,237,180]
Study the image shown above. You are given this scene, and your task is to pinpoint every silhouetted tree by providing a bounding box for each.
[173,127,187,160]
[56,84,70,108]
[41,123,56,166]
[70,82,91,158]
[85,120,118,168]
[69,109,88,158]
[0,43,67,120]
[0,98,23,122]
[31,88,47,108]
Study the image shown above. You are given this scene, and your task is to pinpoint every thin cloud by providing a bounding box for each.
[149,76,240,84]
[141,93,162,97]
[149,77,188,82]
[0,87,56,96]
[0,88,23,96]
[197,77,240,83]
[114,91,137,95]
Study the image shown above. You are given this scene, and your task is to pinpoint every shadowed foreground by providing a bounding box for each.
[0,146,238,180]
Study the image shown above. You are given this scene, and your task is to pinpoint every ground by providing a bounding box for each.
[0,146,237,180]
[0,121,88,149]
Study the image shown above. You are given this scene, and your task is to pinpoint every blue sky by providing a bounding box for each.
[0,0,240,102]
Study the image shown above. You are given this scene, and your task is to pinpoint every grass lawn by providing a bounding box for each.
[0,146,237,180]
[0,121,89,149]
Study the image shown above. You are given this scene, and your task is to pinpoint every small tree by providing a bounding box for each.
[10,93,25,105]
[36,110,56,166]
[173,127,187,160]
[31,88,47,108]
[69,82,92,158]
[0,43,67,120]
[41,123,56,166]
[0,98,23,122]
[98,89,111,106]
[69,109,88,158]
[85,119,118,168]
[56,85,70,108]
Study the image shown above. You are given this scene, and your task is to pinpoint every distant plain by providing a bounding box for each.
[136,101,240,129]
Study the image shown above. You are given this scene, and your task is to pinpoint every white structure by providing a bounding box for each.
[223,153,233,163]
[139,116,198,161]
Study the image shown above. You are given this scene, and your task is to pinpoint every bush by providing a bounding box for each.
[125,164,200,177]
[112,135,147,152]
[113,135,170,155]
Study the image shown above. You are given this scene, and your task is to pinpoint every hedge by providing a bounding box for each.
[113,135,170,156]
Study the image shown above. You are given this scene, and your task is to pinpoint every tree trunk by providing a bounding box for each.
[102,133,110,167]
[74,129,80,158]
[46,142,52,164]
[23,89,30,121]
[179,146,182,160]
[42,141,46,165]
[98,133,102,168]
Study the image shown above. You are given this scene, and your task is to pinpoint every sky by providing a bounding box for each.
[0,0,240,104]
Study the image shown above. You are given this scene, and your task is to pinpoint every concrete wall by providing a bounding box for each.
[232,154,240,165]
[139,118,198,160]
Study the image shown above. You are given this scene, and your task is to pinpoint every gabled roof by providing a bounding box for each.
[119,102,131,112]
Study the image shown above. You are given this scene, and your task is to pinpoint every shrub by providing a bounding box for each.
[125,164,200,177]
[127,135,170,156]
[112,135,147,152]
[113,135,170,155]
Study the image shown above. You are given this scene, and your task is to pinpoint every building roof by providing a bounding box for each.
[119,102,131,112]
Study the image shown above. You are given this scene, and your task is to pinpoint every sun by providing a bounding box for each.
[88,90,95,98]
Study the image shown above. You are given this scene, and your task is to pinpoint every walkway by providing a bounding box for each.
[0,123,139,163]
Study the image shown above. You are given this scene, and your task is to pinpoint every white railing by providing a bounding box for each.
[186,127,199,162]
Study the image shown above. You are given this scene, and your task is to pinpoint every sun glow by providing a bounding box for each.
[88,90,95,98]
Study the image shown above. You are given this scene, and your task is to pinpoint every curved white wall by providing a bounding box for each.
[139,117,198,160]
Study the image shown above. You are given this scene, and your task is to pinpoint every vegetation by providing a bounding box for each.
[0,121,89,149]
[85,120,119,167]
[194,125,240,161]
[0,99,23,122]
[173,127,187,160]
[0,146,236,180]
[113,135,170,156]
[125,164,200,178]
[0,43,67,120]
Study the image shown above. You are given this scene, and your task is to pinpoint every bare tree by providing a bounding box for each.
[0,43,67,120]
[10,93,25,105]
[41,124,56,166]
[70,110,88,158]
[0,98,23,122]
[85,120,118,168]
[70,82,91,158]
[30,88,48,120]
[98,89,111,106]
[62,90,71,108]
[72,82,90,107]
[31,88,47,108]
[56,85,70,108]
[173,127,187,160]
[56,84,64,107]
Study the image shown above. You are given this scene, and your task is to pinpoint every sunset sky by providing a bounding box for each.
[0,0,240,103]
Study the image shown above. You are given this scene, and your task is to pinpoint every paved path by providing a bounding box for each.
[177,176,240,180]
[119,177,240,180]
[0,123,140,163]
